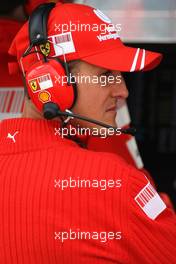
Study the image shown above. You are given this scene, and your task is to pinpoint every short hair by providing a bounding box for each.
[68,60,80,72]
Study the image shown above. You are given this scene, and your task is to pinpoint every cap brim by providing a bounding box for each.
[81,45,162,72]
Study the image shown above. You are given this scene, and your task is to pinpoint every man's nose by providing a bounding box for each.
[111,81,129,99]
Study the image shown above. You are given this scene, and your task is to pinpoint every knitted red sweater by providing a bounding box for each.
[0,118,176,264]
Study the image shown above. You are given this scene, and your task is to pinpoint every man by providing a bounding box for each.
[0,2,176,263]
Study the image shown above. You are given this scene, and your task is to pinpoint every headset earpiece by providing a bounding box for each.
[25,58,77,112]
[24,3,77,116]
[29,3,55,46]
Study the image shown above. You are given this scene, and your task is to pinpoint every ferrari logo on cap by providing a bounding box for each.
[40,42,50,56]
[29,80,38,92]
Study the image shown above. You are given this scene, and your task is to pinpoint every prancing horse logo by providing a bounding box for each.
[40,42,50,56]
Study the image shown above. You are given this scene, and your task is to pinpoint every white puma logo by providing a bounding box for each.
[7,131,19,143]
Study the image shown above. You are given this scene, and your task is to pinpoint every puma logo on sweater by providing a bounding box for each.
[7,131,19,143]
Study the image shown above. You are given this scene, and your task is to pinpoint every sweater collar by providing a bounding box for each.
[0,118,78,154]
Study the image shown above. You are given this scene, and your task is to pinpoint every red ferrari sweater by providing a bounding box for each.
[0,118,176,264]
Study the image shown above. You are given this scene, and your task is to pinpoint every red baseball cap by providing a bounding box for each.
[9,2,162,74]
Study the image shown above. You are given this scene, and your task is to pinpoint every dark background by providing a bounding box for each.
[125,43,176,207]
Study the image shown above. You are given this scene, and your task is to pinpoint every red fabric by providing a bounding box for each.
[87,134,135,166]
[9,3,162,75]
[0,19,23,87]
[0,118,176,263]
[87,135,156,182]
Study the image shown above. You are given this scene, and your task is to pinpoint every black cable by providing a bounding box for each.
[56,110,136,136]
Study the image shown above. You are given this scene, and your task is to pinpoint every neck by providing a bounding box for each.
[22,99,63,123]
[22,99,44,119]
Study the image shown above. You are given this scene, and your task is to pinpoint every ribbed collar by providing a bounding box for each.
[0,118,78,154]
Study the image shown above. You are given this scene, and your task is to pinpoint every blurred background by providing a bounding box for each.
[0,0,176,206]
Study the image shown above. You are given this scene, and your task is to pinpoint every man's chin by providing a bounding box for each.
[104,113,117,128]
[103,119,117,128]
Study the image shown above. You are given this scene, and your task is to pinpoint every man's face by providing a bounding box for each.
[71,61,129,129]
